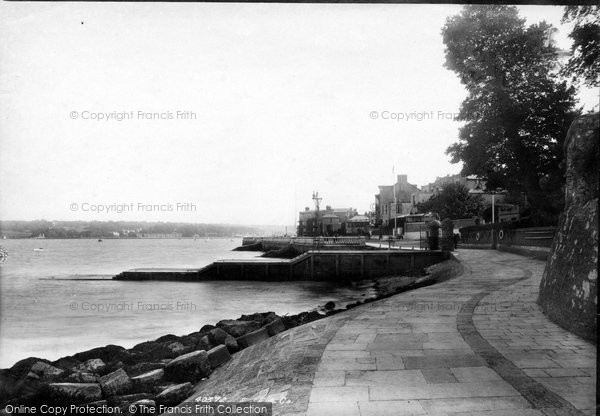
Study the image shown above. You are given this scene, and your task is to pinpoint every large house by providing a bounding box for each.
[374,174,421,235]
[375,173,519,236]
[297,206,358,236]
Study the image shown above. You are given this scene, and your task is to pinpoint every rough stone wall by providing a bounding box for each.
[538,113,599,343]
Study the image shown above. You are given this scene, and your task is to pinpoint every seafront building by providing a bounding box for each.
[375,173,520,236]
[297,206,360,236]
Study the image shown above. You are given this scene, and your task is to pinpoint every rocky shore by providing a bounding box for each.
[0,259,460,415]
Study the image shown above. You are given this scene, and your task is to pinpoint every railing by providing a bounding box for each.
[459,226,556,248]
[498,227,556,248]
[247,236,366,247]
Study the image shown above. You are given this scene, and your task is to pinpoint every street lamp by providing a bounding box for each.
[489,188,505,249]
[489,188,505,224]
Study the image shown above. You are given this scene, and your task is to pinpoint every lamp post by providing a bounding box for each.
[489,188,504,249]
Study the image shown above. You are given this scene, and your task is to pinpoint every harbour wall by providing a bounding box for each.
[114,250,446,282]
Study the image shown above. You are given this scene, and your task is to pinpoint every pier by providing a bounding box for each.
[113,249,446,282]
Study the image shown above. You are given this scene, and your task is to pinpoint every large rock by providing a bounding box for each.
[538,113,599,342]
[216,320,261,338]
[195,335,213,352]
[164,351,211,383]
[14,373,46,399]
[130,341,179,362]
[125,362,165,377]
[74,358,106,374]
[99,368,131,397]
[48,383,102,403]
[0,370,18,403]
[68,372,99,383]
[166,342,188,356]
[237,312,279,325]
[236,327,270,349]
[52,356,81,371]
[208,328,239,353]
[10,357,50,379]
[265,319,286,337]
[155,334,180,343]
[207,345,231,369]
[72,345,131,366]
[131,369,164,392]
[155,383,192,406]
[30,361,64,378]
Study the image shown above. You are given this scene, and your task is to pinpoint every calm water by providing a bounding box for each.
[0,238,373,368]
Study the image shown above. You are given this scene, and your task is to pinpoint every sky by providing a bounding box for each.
[1,3,598,226]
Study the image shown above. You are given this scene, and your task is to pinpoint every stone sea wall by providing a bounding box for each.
[538,113,599,343]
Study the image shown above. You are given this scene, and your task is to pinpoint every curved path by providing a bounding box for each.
[188,250,596,416]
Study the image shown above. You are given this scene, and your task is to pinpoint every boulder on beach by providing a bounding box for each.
[207,345,231,369]
[125,362,165,377]
[195,336,213,352]
[130,341,180,362]
[216,320,261,338]
[236,328,270,349]
[52,356,81,371]
[10,357,52,380]
[99,368,131,397]
[164,351,211,383]
[72,345,131,367]
[179,332,203,348]
[30,361,64,378]
[131,369,164,392]
[208,328,239,354]
[265,319,286,337]
[237,312,279,325]
[48,383,102,403]
[74,358,106,374]
[166,342,188,356]
[68,372,99,383]
[155,382,192,406]
[199,324,216,333]
[13,373,46,399]
[155,334,180,343]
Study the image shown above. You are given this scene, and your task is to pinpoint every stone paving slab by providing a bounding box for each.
[179,250,595,416]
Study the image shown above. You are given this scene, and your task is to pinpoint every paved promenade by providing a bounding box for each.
[190,250,596,416]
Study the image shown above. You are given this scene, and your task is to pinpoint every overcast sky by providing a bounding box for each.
[1,3,597,226]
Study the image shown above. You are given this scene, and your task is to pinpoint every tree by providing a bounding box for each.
[416,183,484,220]
[561,6,600,88]
[442,5,580,225]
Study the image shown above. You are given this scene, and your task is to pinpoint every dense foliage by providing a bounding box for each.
[562,6,600,88]
[416,183,484,220]
[442,5,581,225]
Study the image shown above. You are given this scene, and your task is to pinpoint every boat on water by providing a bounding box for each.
[33,248,44,252]
[98,239,103,242]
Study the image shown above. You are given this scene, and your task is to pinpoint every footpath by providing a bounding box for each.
[187,250,596,416]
